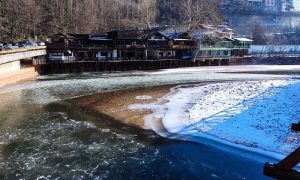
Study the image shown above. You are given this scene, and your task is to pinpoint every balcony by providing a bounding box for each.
[199,44,250,50]
[69,44,114,50]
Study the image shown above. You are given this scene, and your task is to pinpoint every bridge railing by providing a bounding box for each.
[0,46,46,56]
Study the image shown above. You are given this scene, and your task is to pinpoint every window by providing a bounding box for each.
[197,52,203,57]
[159,52,164,57]
[52,53,63,56]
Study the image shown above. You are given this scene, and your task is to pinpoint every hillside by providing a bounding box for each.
[0,0,222,42]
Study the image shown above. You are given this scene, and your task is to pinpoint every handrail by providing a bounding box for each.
[0,46,46,55]
[200,45,250,49]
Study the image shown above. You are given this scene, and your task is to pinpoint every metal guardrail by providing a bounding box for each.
[200,46,250,50]
[200,47,233,51]
[0,46,46,55]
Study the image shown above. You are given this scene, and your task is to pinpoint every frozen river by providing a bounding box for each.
[1,65,300,179]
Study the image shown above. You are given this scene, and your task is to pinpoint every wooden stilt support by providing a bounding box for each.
[264,147,300,180]
[292,122,300,131]
[264,122,300,179]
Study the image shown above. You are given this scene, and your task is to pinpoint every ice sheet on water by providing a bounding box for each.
[0,66,296,104]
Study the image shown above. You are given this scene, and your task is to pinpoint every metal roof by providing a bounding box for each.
[164,32,190,39]
[234,38,253,42]
[89,36,112,41]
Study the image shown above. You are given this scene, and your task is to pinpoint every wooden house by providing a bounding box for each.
[46,28,251,63]
[231,38,253,57]
[47,33,75,62]
[68,34,114,61]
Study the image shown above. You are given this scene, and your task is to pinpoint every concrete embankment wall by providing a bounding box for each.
[0,61,21,75]
[0,48,46,87]
[0,67,38,88]
[35,59,230,75]
[0,61,38,88]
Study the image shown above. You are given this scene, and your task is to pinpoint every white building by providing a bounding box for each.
[292,0,300,12]
[264,0,280,12]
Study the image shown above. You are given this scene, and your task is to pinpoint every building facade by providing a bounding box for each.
[247,0,265,12]
[47,30,198,62]
[223,0,300,13]
[46,28,252,63]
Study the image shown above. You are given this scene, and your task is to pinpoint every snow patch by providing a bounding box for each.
[130,79,300,156]
[135,96,153,100]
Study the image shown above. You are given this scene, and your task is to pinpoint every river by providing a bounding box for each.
[1,65,300,179]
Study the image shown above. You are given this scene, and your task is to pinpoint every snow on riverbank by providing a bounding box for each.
[129,79,300,156]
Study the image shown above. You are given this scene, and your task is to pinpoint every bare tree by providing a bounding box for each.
[0,0,223,41]
[251,21,268,45]
[138,0,157,28]
[180,0,222,33]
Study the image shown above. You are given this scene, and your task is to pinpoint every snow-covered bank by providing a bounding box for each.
[129,79,300,158]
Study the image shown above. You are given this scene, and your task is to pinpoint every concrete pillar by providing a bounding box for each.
[0,61,21,75]
[108,51,111,60]
[156,50,159,60]
[144,50,148,60]
[118,50,122,59]
[112,49,118,60]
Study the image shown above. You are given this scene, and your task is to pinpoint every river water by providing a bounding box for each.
[0,66,298,179]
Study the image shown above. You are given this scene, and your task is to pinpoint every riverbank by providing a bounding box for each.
[68,85,175,129]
